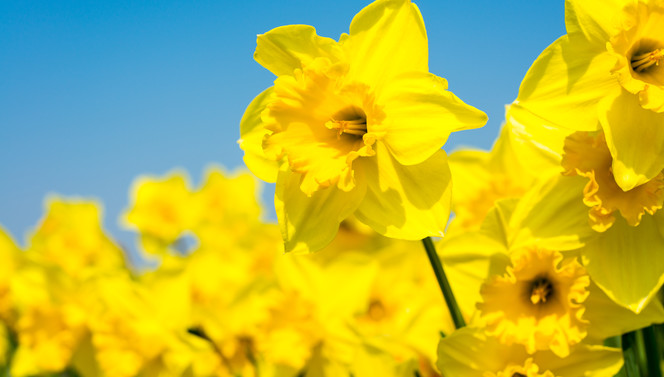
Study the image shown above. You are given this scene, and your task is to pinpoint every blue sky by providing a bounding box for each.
[0,0,565,255]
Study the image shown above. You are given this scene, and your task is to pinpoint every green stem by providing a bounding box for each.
[421,237,466,329]
[643,326,663,377]
[622,331,641,377]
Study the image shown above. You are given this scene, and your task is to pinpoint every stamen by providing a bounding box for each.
[530,277,553,305]
[325,116,367,138]
[631,48,664,72]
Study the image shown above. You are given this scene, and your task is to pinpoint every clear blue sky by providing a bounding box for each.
[0,0,565,255]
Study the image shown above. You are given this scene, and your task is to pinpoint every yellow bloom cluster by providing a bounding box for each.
[4,0,664,376]
[0,168,456,377]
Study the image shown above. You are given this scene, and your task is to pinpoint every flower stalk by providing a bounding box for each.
[643,326,663,377]
[422,237,466,329]
[622,331,641,377]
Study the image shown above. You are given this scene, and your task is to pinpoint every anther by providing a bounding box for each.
[631,49,664,73]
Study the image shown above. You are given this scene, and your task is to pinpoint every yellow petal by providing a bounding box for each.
[344,0,428,88]
[531,344,623,377]
[505,105,568,175]
[254,25,344,77]
[581,214,664,313]
[381,72,487,166]
[437,327,519,377]
[238,87,279,183]
[437,231,509,319]
[640,84,664,112]
[448,149,491,208]
[584,281,664,342]
[600,88,664,191]
[437,328,622,377]
[509,174,597,251]
[515,35,618,132]
[354,144,451,240]
[565,0,629,46]
[275,167,366,253]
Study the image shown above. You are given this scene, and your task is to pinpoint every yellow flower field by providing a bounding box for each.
[2,0,664,376]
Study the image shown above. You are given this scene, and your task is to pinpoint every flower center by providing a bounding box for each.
[478,248,589,357]
[631,48,664,73]
[529,276,554,305]
[325,106,367,138]
[367,298,386,321]
[512,374,527,377]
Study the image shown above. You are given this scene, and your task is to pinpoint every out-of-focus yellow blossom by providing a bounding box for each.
[436,327,623,377]
[240,0,487,252]
[177,238,281,375]
[9,267,88,377]
[562,130,664,231]
[448,121,552,231]
[28,198,126,279]
[11,303,86,376]
[0,227,21,324]
[478,247,589,357]
[193,168,265,249]
[512,0,664,192]
[124,172,200,255]
[347,241,448,374]
[88,274,193,377]
[269,250,377,376]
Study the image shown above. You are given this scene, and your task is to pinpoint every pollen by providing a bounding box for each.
[631,48,664,73]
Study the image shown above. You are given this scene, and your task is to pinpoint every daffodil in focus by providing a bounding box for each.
[239,0,487,252]
[512,0,664,192]
[478,247,589,357]
[508,99,664,312]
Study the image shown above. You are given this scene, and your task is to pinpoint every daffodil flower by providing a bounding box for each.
[239,0,487,253]
[508,98,664,311]
[436,327,623,377]
[512,0,664,191]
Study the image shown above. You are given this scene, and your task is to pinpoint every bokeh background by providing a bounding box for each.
[0,0,565,256]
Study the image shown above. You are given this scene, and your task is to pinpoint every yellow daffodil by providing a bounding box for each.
[193,167,265,249]
[123,171,200,255]
[436,327,623,377]
[439,181,664,345]
[89,274,195,377]
[478,247,589,357]
[8,266,89,377]
[239,0,487,252]
[508,98,664,312]
[27,198,126,279]
[345,240,448,372]
[512,0,664,191]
